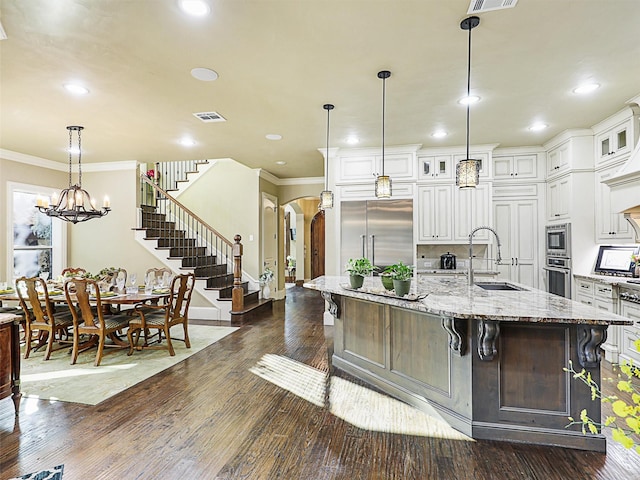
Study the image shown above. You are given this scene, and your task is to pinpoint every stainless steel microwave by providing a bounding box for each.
[545,223,571,257]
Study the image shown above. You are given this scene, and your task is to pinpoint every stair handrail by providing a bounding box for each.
[140,173,233,247]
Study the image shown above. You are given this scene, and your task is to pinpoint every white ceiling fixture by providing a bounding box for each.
[266,134,282,141]
[179,0,210,16]
[193,111,226,123]
[468,0,518,14]
[345,135,359,145]
[64,83,89,95]
[431,130,448,138]
[0,20,7,40]
[275,161,286,165]
[191,68,218,81]
[179,137,196,146]
[458,95,480,105]
[528,122,548,132]
[573,83,600,95]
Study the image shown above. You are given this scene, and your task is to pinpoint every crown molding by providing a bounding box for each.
[1,148,138,172]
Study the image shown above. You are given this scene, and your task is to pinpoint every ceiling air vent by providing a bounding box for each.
[193,111,226,123]
[468,0,518,14]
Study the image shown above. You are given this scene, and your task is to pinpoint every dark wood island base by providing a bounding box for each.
[308,276,632,453]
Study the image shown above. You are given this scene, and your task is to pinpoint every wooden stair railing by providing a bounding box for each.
[148,159,210,194]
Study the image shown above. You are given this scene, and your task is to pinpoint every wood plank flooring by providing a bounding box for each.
[1,286,639,479]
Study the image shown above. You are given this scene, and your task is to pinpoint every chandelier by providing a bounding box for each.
[36,126,110,223]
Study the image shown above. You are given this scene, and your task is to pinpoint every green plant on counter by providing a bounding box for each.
[564,339,640,454]
[389,261,414,281]
[345,258,376,277]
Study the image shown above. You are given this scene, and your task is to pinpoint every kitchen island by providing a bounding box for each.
[304,275,633,452]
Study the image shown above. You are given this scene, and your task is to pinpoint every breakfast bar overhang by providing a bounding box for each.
[304,276,633,452]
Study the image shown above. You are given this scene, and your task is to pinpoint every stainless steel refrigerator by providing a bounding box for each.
[340,199,413,273]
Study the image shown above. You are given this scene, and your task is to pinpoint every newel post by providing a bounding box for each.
[231,234,244,312]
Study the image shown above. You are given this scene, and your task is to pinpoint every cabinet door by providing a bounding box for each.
[547,142,569,177]
[513,155,537,179]
[338,156,376,182]
[453,152,490,178]
[595,164,635,242]
[454,184,490,242]
[547,176,570,220]
[417,185,452,242]
[493,156,513,180]
[418,155,452,180]
[494,201,514,281]
[596,121,630,164]
[376,153,415,180]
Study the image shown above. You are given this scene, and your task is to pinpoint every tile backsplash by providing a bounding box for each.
[416,244,493,270]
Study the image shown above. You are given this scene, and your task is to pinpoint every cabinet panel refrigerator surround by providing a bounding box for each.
[340,200,413,272]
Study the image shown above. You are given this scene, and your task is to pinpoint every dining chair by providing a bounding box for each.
[16,276,74,360]
[64,277,133,366]
[127,273,195,356]
[145,267,172,288]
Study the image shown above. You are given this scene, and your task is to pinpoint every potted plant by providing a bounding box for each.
[391,261,414,297]
[380,265,396,291]
[345,258,376,289]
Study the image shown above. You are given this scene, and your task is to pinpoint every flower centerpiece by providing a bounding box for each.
[345,257,376,289]
[259,267,274,299]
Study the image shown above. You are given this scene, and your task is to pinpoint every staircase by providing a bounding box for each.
[135,173,272,324]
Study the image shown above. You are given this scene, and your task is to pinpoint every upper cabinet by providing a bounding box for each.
[493,154,539,181]
[336,147,419,184]
[595,161,635,243]
[418,155,452,180]
[544,130,594,179]
[596,120,630,164]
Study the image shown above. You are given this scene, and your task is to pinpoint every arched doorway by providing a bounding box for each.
[311,210,325,279]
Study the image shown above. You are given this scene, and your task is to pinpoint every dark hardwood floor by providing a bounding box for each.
[1,286,639,479]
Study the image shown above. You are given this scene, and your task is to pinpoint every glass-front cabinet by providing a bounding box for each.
[418,155,452,180]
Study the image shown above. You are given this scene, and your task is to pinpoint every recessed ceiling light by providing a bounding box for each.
[179,0,210,16]
[179,137,196,146]
[191,68,218,81]
[431,130,448,138]
[573,83,600,95]
[345,135,359,145]
[64,83,89,95]
[458,95,480,105]
[266,134,282,141]
[528,122,548,132]
[276,161,287,165]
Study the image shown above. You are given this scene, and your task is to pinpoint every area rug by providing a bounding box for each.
[20,325,237,405]
[8,464,64,479]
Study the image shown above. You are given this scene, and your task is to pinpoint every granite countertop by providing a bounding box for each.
[417,269,499,275]
[0,312,20,325]
[573,272,640,287]
[304,276,632,326]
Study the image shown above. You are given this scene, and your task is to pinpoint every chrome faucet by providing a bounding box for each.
[468,226,502,286]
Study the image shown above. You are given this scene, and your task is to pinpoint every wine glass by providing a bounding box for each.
[39,271,50,281]
[129,273,137,287]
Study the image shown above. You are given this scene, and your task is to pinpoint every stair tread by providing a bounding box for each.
[229,298,272,314]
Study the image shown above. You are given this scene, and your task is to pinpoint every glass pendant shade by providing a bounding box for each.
[319,103,334,210]
[375,175,392,198]
[320,190,334,209]
[455,159,480,188]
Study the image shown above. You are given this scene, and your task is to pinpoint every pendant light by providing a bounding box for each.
[456,16,481,189]
[375,70,392,198]
[37,126,111,223]
[319,103,334,210]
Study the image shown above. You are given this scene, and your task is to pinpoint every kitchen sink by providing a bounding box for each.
[474,282,526,291]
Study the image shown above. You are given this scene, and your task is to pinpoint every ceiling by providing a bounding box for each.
[1,0,639,179]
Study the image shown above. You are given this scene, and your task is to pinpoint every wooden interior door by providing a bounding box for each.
[311,210,325,280]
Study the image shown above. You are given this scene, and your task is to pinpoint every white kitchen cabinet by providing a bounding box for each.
[619,301,640,365]
[546,175,571,221]
[596,119,630,165]
[493,154,538,181]
[454,184,491,242]
[337,152,415,183]
[546,142,570,178]
[493,198,538,288]
[417,185,453,242]
[595,162,635,243]
[418,155,452,180]
[453,152,490,178]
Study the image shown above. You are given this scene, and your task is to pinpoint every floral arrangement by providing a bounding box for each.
[632,253,640,265]
[259,267,274,284]
[146,169,158,179]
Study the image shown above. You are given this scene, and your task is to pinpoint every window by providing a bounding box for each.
[8,183,66,281]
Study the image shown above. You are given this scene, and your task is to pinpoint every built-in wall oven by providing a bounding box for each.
[544,224,572,298]
[544,256,571,298]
